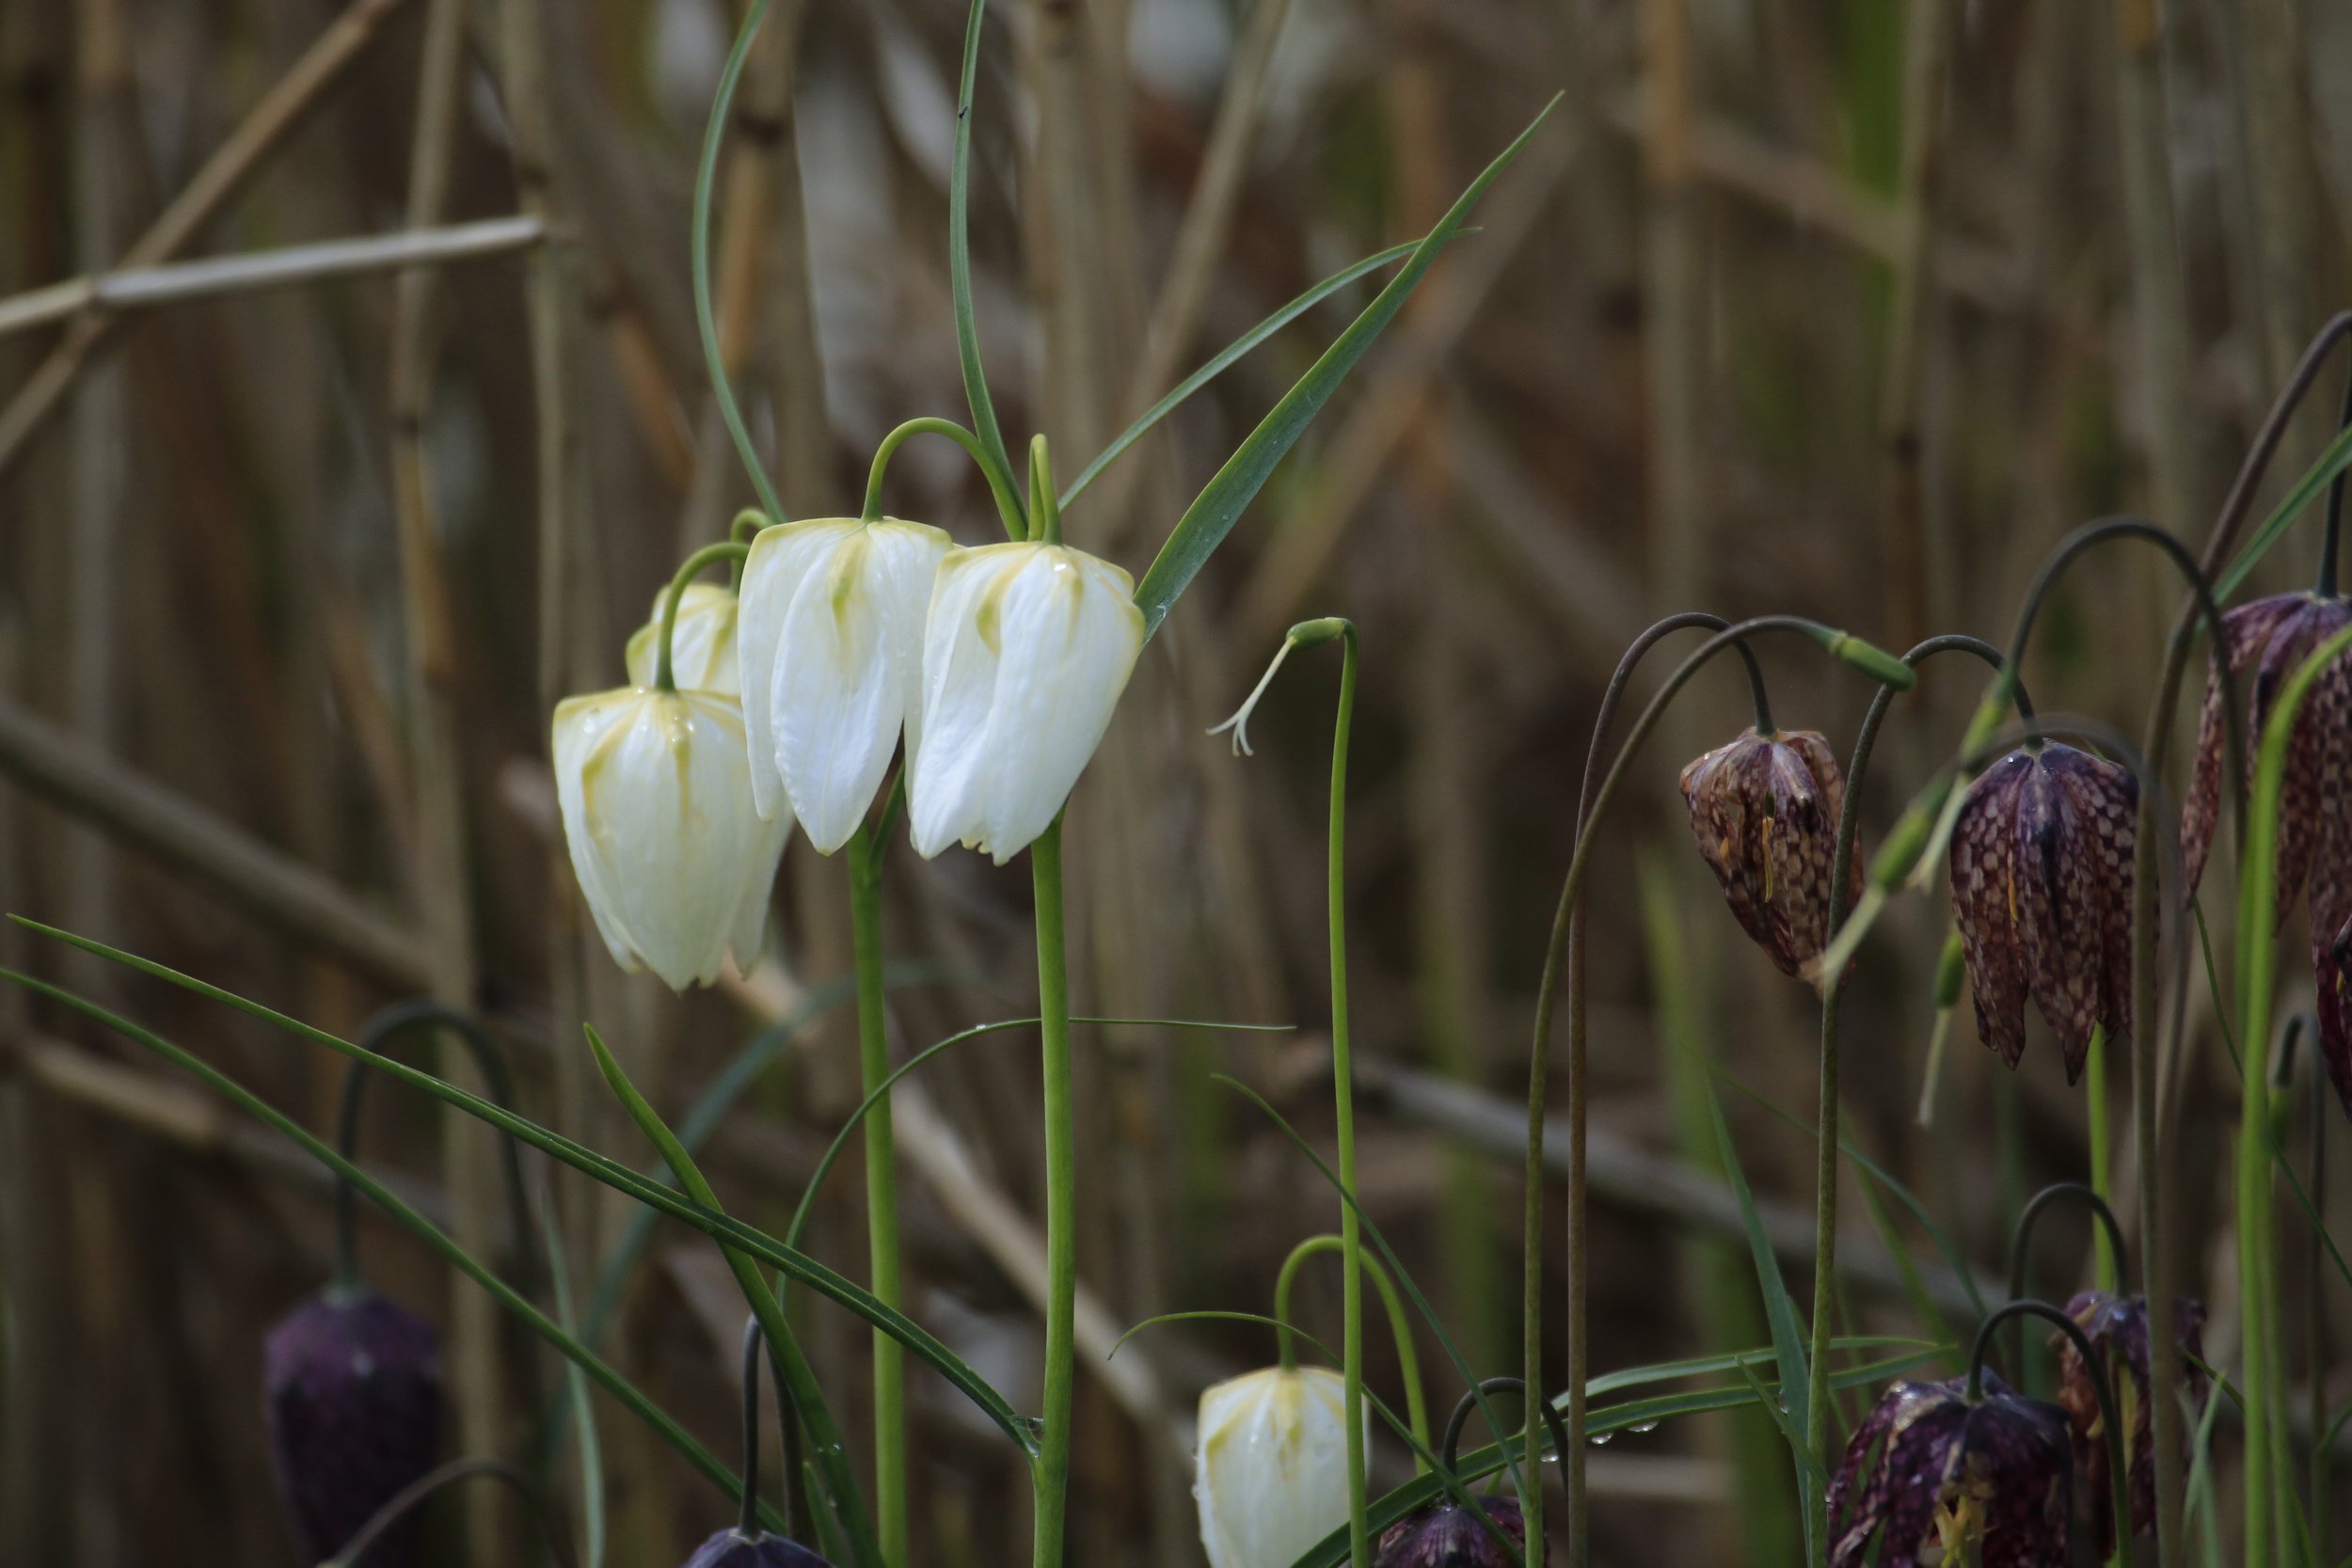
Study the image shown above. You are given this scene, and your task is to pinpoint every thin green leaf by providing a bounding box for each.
[1211,1073,1528,1502]
[2217,420,2352,600]
[1696,1072,1810,1438]
[3,968,785,1532]
[584,1024,884,1568]
[1131,94,1561,639]
[14,919,1038,1456]
[948,0,1023,538]
[1057,235,1456,511]
[691,0,785,523]
[1584,1338,1931,1399]
[539,1195,607,1568]
[1854,1170,1959,1374]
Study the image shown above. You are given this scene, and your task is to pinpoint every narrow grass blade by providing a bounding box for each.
[2217,420,2352,599]
[1132,95,1560,639]
[540,1196,607,1568]
[1057,236,1451,511]
[4,969,782,1530]
[948,0,1023,537]
[691,0,785,523]
[12,919,1037,1454]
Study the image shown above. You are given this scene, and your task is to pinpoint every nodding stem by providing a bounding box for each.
[738,1315,802,1541]
[2212,312,2352,581]
[1963,1301,2135,1568]
[1438,1376,1574,1497]
[333,1001,537,1311]
[654,540,752,692]
[1026,436,1062,546]
[731,509,770,545]
[690,0,785,527]
[323,1458,577,1568]
[2007,1181,2132,1305]
[861,416,1026,538]
[1999,516,2245,836]
[1271,1233,1433,1467]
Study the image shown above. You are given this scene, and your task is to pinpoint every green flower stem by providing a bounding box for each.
[1027,436,1062,547]
[2232,621,2352,1568]
[1967,1302,2133,1568]
[584,1025,885,1568]
[691,0,785,525]
[326,1458,577,1568]
[1808,633,2021,1528]
[860,416,1025,539]
[948,0,1024,542]
[654,540,752,691]
[1528,613,1907,1567]
[6,971,785,1532]
[2084,1027,2117,1291]
[848,821,906,1568]
[1030,818,1076,1568]
[1272,1234,1432,1469]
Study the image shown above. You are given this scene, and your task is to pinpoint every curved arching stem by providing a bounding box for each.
[1438,1375,1574,1504]
[859,415,1025,538]
[1964,1301,2134,1568]
[324,1458,576,1568]
[1804,632,2026,1497]
[333,1001,538,1318]
[1272,1233,1433,1466]
[654,540,752,692]
[1527,612,1904,1566]
[2006,1180,2132,1304]
[738,1315,804,1542]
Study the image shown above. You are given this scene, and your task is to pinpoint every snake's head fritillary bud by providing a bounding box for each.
[262,1289,440,1567]
[1374,1494,1540,1567]
[2052,1291,2206,1556]
[736,517,952,847]
[1194,1367,1361,1568]
[1947,742,2138,1083]
[552,687,790,990]
[1827,1373,2073,1568]
[908,541,1144,864]
[678,1528,836,1568]
[2320,914,2352,1117]
[625,582,743,696]
[1678,728,1859,985]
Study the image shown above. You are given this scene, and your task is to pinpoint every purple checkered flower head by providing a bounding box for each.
[1678,729,1859,987]
[2322,913,2352,1113]
[262,1288,441,1566]
[679,1528,837,1568]
[2051,1291,2206,1557]
[1374,1494,1540,1568]
[1827,1371,2074,1568]
[1947,742,2138,1083]
[2180,592,2352,1111]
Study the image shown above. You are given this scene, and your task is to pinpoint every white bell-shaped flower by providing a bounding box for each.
[907,541,1143,863]
[623,582,741,696]
[1194,1366,1359,1568]
[737,516,950,849]
[551,687,788,990]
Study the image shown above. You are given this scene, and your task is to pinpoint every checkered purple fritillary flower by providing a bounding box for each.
[679,1528,837,1567]
[262,1288,441,1567]
[1678,729,1859,987]
[1947,743,2138,1083]
[2180,592,2352,1112]
[1373,1493,1538,1567]
[1827,1372,2073,1568]
[2051,1291,2205,1557]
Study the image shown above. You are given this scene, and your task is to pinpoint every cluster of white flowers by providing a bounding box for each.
[554,515,1144,990]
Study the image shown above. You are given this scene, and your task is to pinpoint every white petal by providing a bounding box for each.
[773,519,947,852]
[967,546,1142,863]
[1194,1368,1355,1568]
[908,543,1026,857]
[554,691,646,974]
[624,583,741,696]
[739,524,850,821]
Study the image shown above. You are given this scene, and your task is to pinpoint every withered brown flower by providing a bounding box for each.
[1947,743,2137,1083]
[2051,1291,2206,1558]
[1827,1373,2074,1568]
[2182,592,2352,1113]
[1678,729,1858,985]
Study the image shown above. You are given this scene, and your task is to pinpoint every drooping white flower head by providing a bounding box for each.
[552,687,788,990]
[736,517,951,850]
[624,582,741,696]
[1194,1366,1359,1568]
[907,541,1144,863]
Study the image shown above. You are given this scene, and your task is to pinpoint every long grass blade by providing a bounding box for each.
[539,1194,607,1568]
[1131,95,1560,639]
[691,0,785,522]
[948,0,1022,537]
[2217,420,2352,599]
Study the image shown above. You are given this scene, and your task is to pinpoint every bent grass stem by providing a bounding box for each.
[1272,1234,1432,1467]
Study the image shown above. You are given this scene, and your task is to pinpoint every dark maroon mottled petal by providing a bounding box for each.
[2307,639,2352,952]
[262,1289,441,1567]
[2182,594,2305,899]
[1947,1386,2073,1568]
[2045,747,2140,1058]
[2010,751,2106,1081]
[2319,916,2352,1117]
[1952,755,2034,1069]
[1680,729,1853,982]
[679,1528,837,1568]
[1832,1381,1972,1568]
[1372,1496,1533,1568]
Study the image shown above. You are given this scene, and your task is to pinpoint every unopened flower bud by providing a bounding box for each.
[1678,728,1858,985]
[1375,1494,1539,1567]
[263,1289,441,1567]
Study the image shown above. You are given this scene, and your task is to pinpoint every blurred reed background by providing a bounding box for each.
[1,0,2349,1563]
